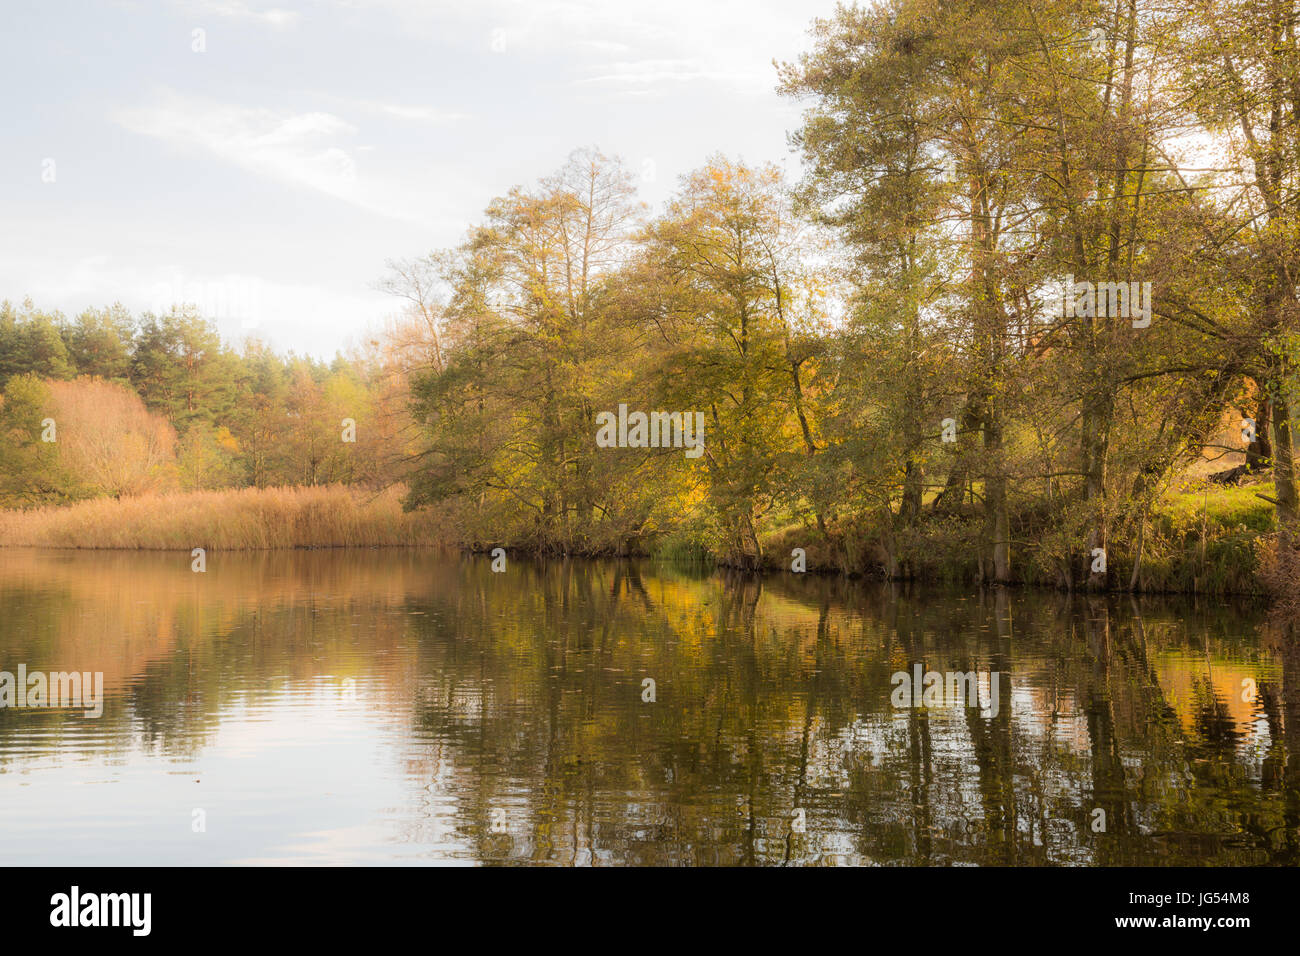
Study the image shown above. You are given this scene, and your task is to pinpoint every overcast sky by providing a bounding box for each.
[0,0,839,357]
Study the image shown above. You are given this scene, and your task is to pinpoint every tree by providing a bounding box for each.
[130,307,236,428]
[177,421,242,491]
[63,305,134,381]
[0,299,75,384]
[640,158,825,565]
[45,377,177,498]
[0,374,71,505]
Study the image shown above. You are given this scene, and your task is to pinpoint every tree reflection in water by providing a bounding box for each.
[0,549,1293,866]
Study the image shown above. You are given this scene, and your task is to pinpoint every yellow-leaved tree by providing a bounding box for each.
[46,377,177,498]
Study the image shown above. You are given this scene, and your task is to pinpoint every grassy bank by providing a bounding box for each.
[0,484,445,550]
[746,482,1281,596]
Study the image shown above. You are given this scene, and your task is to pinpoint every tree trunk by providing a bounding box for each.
[1269,376,1299,541]
[983,410,1011,583]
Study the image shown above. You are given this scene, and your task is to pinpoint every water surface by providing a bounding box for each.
[0,549,1295,866]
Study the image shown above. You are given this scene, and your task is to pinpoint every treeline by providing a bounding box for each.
[6,0,1299,594]
[396,0,1300,592]
[0,301,412,504]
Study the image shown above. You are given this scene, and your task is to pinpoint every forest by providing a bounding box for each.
[4,0,1300,598]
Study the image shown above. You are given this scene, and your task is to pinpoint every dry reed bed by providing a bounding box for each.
[0,484,442,550]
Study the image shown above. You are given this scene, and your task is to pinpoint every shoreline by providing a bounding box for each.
[0,480,1281,599]
[0,540,1272,599]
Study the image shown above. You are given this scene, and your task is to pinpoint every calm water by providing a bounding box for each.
[0,548,1296,866]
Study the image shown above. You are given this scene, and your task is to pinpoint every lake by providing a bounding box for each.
[0,548,1294,866]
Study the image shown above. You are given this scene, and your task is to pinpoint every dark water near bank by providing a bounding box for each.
[0,549,1295,866]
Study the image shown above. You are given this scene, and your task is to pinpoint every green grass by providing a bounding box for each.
[1130,481,1276,594]
[749,481,1280,593]
[1157,481,1277,535]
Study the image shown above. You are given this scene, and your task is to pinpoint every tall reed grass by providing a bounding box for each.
[0,484,444,550]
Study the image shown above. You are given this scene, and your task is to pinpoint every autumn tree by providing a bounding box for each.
[45,377,177,498]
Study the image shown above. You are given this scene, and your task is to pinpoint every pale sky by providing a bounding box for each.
[0,0,839,357]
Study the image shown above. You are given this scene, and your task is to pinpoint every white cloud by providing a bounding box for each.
[351,100,469,124]
[116,93,360,201]
[360,0,810,92]
[576,39,632,56]
[578,58,761,89]
[113,91,477,226]
[187,0,301,27]
[0,249,391,355]
[377,104,465,123]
